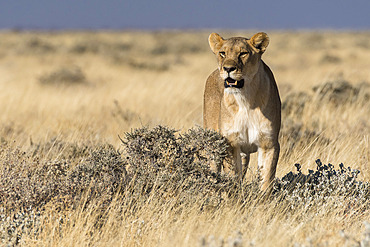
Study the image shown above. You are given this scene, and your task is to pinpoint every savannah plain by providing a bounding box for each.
[0,30,369,246]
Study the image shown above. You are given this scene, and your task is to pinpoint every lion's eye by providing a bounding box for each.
[219,52,226,58]
[239,52,249,57]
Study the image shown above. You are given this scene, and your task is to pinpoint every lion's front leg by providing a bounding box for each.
[257,143,280,191]
[241,152,250,180]
[222,145,242,177]
[233,146,243,179]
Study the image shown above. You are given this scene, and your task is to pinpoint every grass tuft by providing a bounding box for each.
[38,66,88,85]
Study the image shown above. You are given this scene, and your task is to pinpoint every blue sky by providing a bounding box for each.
[1,0,369,30]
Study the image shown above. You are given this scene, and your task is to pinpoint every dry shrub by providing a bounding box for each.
[282,80,370,117]
[274,159,370,213]
[67,144,127,204]
[15,36,56,55]
[0,143,126,210]
[69,40,130,54]
[127,59,171,71]
[121,126,240,207]
[0,143,126,245]
[282,91,311,117]
[38,66,87,85]
[312,80,370,105]
[69,39,132,57]
[320,53,341,64]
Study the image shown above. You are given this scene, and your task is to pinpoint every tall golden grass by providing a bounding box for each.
[0,30,369,246]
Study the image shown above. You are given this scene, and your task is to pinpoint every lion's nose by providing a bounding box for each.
[223,66,236,73]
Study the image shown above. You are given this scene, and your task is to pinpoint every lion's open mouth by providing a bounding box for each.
[224,78,245,88]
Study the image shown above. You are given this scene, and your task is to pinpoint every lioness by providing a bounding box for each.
[203,32,281,191]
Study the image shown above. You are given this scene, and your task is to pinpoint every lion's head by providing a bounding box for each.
[208,32,270,88]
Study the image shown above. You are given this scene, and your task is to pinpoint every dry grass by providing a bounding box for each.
[0,30,369,246]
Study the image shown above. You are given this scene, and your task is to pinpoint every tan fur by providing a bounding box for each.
[203,32,281,191]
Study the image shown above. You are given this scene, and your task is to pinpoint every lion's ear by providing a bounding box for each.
[250,32,270,54]
[208,33,224,54]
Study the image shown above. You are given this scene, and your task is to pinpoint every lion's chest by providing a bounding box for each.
[221,90,263,149]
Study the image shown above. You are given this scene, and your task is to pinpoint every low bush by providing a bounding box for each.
[121,126,239,207]
[274,159,369,213]
[0,144,126,245]
[38,66,87,85]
